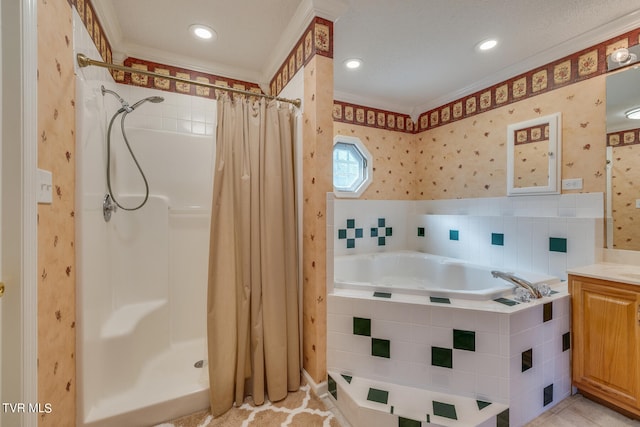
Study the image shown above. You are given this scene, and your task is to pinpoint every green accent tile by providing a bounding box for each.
[522,348,533,372]
[453,329,476,352]
[431,347,452,369]
[378,236,386,246]
[543,301,553,322]
[449,229,459,241]
[398,417,421,427]
[385,227,393,236]
[378,218,386,227]
[427,414,430,423]
[476,400,492,410]
[372,338,391,358]
[367,387,389,404]
[355,228,363,238]
[328,375,337,400]
[430,296,451,304]
[347,238,355,249]
[494,297,519,306]
[338,229,347,239]
[497,409,510,427]
[562,332,571,352]
[544,384,554,406]
[433,400,457,420]
[353,317,371,336]
[373,292,392,298]
[491,233,504,246]
[341,374,352,384]
[390,405,394,414]
[549,237,567,253]
[371,227,379,237]
[346,219,355,229]
[418,227,425,237]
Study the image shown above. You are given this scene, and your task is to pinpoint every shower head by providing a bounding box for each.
[101,85,132,112]
[130,96,164,111]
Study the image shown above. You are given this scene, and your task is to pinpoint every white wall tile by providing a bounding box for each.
[430,326,453,348]
[410,324,432,344]
[327,314,352,334]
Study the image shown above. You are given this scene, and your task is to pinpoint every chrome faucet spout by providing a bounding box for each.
[491,270,543,299]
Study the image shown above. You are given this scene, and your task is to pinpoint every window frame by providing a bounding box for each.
[332,135,373,198]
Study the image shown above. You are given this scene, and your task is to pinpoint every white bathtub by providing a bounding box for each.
[333,250,560,300]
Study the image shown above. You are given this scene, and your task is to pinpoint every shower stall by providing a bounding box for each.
[74,13,215,425]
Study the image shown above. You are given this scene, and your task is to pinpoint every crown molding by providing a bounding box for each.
[90,0,124,48]
[311,0,349,22]
[413,8,640,115]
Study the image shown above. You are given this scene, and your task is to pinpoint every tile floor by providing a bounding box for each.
[524,393,639,426]
[321,392,640,427]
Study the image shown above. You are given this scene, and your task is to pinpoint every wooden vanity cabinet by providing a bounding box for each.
[569,274,640,418]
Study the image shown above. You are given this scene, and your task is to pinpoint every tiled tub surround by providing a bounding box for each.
[327,194,600,425]
[327,289,572,426]
[331,194,603,281]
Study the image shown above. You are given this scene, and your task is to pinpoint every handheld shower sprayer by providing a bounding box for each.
[100,85,165,220]
[130,96,164,110]
[101,85,165,113]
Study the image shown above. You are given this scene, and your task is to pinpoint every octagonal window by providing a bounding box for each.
[333,136,372,198]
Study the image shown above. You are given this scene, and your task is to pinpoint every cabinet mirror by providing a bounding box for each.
[507,112,562,196]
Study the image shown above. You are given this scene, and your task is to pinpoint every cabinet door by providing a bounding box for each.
[571,277,640,409]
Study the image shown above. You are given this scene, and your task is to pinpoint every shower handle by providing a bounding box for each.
[103,193,117,222]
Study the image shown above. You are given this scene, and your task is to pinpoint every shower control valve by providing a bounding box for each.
[103,193,117,222]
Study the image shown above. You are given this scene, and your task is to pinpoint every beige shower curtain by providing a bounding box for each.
[207,96,300,416]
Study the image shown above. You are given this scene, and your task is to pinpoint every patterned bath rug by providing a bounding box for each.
[156,384,341,427]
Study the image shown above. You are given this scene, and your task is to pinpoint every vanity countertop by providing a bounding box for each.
[567,262,640,287]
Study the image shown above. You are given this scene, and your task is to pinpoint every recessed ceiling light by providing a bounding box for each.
[625,107,640,119]
[189,24,217,41]
[477,39,498,51]
[344,59,362,69]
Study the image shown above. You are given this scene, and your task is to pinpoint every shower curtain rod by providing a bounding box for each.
[76,53,302,108]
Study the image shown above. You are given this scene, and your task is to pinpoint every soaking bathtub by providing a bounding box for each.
[333,250,560,300]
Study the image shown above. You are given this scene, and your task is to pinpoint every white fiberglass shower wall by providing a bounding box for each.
[74,11,214,426]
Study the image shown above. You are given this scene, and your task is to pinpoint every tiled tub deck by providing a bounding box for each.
[327,287,571,427]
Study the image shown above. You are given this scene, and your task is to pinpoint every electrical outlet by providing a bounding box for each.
[561,178,583,190]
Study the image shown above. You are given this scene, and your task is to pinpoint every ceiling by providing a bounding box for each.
[95,0,640,119]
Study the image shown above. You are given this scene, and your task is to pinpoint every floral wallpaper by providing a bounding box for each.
[334,76,605,201]
[417,75,606,199]
[416,29,639,133]
[38,0,77,425]
[301,55,333,383]
[334,122,417,199]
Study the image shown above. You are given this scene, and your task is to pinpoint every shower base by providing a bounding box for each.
[83,338,209,427]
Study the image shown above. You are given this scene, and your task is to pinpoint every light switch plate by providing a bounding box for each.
[37,168,53,204]
[636,199,640,209]
[561,178,583,190]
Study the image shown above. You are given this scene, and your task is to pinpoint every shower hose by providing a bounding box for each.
[106,108,149,211]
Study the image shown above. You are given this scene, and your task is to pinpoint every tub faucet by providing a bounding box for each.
[491,271,543,299]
